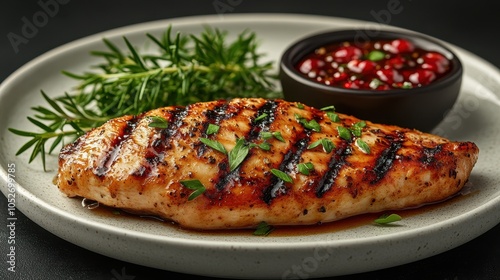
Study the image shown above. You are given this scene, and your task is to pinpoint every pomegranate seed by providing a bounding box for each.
[423,52,448,64]
[343,81,356,89]
[332,71,349,82]
[377,84,391,90]
[307,71,317,78]
[343,79,365,89]
[409,69,436,85]
[393,81,413,89]
[383,39,414,54]
[386,56,406,69]
[376,68,403,84]
[421,52,450,74]
[347,59,376,74]
[298,58,325,74]
[332,45,363,63]
[325,72,348,85]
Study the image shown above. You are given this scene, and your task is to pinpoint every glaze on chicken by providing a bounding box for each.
[56,98,479,229]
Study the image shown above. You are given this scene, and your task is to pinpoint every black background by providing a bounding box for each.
[1,1,499,279]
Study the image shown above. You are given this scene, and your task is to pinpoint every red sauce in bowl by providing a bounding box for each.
[295,38,452,90]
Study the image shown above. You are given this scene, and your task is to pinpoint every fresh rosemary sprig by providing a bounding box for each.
[9,25,281,170]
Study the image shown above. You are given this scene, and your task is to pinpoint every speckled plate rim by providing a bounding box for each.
[1,14,500,278]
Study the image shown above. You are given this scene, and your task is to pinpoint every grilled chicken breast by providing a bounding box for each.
[55,98,478,230]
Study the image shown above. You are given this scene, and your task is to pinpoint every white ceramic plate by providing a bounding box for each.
[1,14,500,279]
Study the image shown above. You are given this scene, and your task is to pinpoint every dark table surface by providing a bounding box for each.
[1,1,499,279]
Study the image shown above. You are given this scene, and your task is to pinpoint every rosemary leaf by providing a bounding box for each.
[9,25,281,170]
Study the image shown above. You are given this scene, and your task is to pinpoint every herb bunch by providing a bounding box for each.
[9,26,281,170]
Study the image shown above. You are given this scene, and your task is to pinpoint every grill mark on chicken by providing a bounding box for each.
[60,133,82,154]
[421,144,443,165]
[132,107,188,178]
[371,135,404,184]
[59,132,87,158]
[213,162,233,191]
[263,134,311,204]
[196,101,231,157]
[211,100,280,193]
[248,99,278,140]
[95,117,139,177]
[316,142,352,198]
[157,107,189,150]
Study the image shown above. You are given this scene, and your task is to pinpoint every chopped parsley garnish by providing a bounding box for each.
[200,137,227,154]
[260,131,285,142]
[374,213,402,225]
[228,138,249,171]
[180,179,206,201]
[337,121,367,141]
[295,114,321,132]
[147,116,169,129]
[326,112,340,122]
[253,221,274,236]
[337,126,352,141]
[356,138,371,154]
[304,119,321,132]
[401,81,413,89]
[320,105,335,111]
[320,105,340,122]
[271,169,293,183]
[206,123,220,135]
[249,142,271,151]
[200,137,249,171]
[272,132,285,142]
[297,162,314,175]
[369,78,384,90]
[367,50,385,61]
[307,138,335,153]
[254,113,268,122]
[350,121,366,137]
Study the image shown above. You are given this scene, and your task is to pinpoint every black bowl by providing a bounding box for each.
[279,28,463,132]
